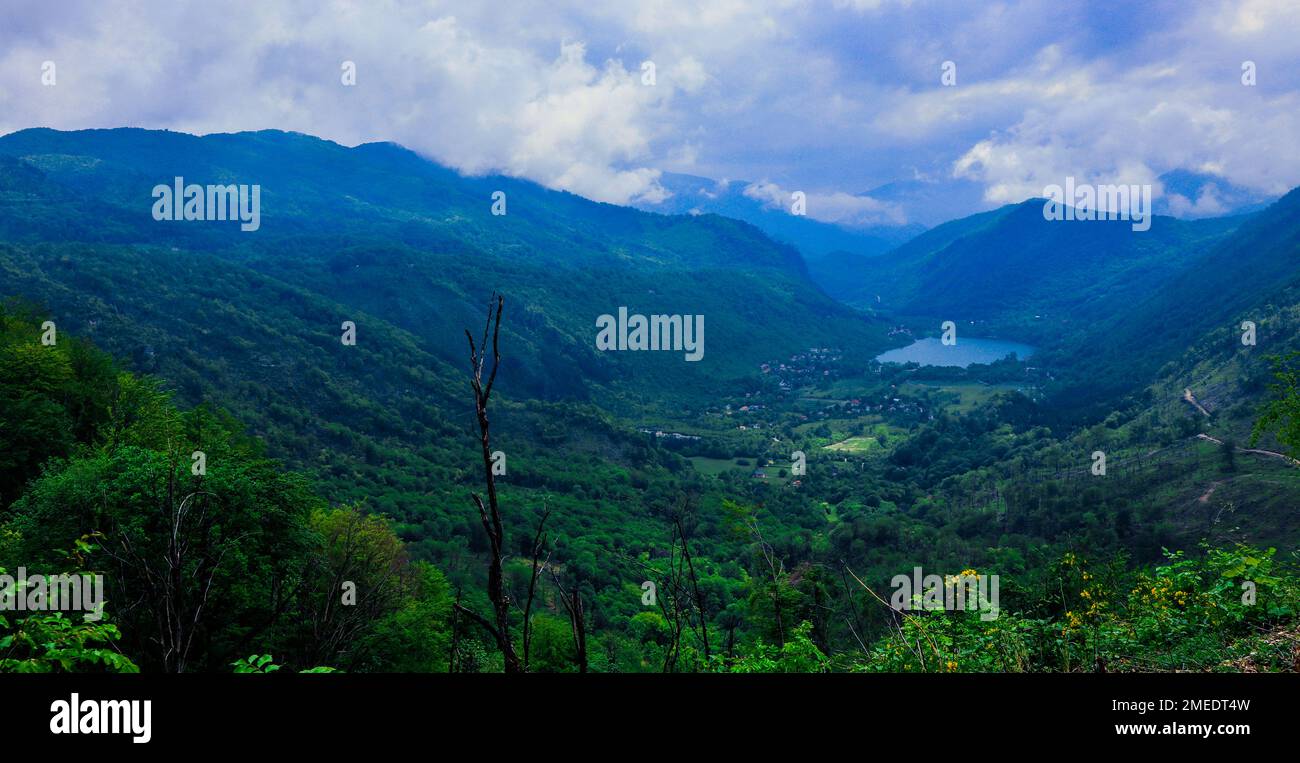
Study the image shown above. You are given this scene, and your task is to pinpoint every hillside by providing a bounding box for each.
[1063,187,1300,387]
[1072,188,1300,433]
[637,171,924,260]
[3,128,1300,680]
[818,200,1242,344]
[0,128,894,413]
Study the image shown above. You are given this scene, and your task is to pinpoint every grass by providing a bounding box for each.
[824,436,878,453]
[901,381,1028,413]
[688,456,758,476]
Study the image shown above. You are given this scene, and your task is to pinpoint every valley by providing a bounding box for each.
[2,128,1299,674]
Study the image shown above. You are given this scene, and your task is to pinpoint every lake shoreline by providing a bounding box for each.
[876,336,1038,368]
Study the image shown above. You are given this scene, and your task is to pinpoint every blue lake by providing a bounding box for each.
[875,337,1037,368]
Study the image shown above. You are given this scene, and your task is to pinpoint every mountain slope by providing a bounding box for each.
[1058,186,1300,411]
[0,128,893,412]
[821,199,1243,344]
[637,171,924,260]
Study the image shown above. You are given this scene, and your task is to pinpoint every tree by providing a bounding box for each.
[0,305,116,506]
[453,294,523,673]
[547,566,588,673]
[727,621,829,673]
[7,417,320,672]
[671,497,711,662]
[296,505,408,668]
[1253,352,1300,457]
[354,562,454,672]
[0,537,138,674]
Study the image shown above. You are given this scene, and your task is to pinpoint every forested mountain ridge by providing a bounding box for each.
[636,171,925,260]
[0,128,902,673]
[0,127,894,409]
[799,186,1300,427]
[812,198,1243,344]
[3,127,1300,676]
[1061,186,1300,391]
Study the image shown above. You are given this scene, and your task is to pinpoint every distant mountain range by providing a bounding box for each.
[632,172,925,259]
[789,175,1300,421]
[629,169,1277,270]
[0,127,892,418]
[1,126,1295,439]
[810,199,1243,339]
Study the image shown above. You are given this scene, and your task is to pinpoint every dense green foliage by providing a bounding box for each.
[1251,352,1300,458]
[0,305,450,671]
[809,200,1239,340]
[2,128,1299,673]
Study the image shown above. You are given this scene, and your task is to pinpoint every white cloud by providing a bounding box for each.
[1165,187,1227,218]
[948,4,1300,204]
[0,2,704,204]
[2,0,1299,219]
[667,56,710,94]
[743,181,905,226]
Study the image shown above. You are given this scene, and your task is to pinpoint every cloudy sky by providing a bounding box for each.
[3,0,1299,226]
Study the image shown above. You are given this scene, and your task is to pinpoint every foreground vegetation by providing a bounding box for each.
[3,301,1298,673]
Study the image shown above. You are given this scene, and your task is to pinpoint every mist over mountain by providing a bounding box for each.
[633,168,1271,274]
[852,176,995,229]
[633,171,925,260]
[1154,169,1279,219]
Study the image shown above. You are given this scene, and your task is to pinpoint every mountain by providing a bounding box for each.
[1155,169,1278,219]
[806,204,1008,309]
[1057,185,1300,409]
[5,128,1300,678]
[807,192,1300,425]
[0,128,893,413]
[815,199,1244,344]
[0,127,902,527]
[635,171,924,260]
[855,176,993,228]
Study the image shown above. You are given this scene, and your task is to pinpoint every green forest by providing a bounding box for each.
[2,129,1300,674]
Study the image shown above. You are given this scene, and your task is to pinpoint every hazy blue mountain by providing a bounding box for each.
[635,171,924,260]
[855,176,993,228]
[807,204,1009,309]
[1155,169,1278,219]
